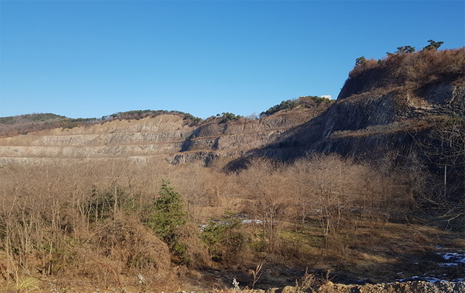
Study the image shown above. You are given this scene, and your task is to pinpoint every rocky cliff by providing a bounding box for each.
[0,115,193,165]
[239,48,465,160]
[0,107,328,166]
[1,49,464,191]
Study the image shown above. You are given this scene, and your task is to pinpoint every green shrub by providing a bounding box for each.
[201,212,247,262]
[423,39,444,51]
[84,184,139,222]
[260,99,298,116]
[148,180,189,264]
[260,96,332,117]
[219,112,242,123]
[105,109,201,124]
[183,113,203,125]
[355,56,367,66]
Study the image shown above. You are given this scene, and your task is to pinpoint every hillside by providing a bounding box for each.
[246,48,465,156]
[0,47,464,292]
[0,97,332,166]
[232,48,465,202]
[0,110,198,138]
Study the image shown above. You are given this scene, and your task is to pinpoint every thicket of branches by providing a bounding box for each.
[349,46,465,85]
[0,153,431,291]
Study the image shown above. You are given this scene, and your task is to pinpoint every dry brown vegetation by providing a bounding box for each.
[0,111,202,138]
[0,114,100,138]
[349,48,465,83]
[1,46,464,293]
[0,152,461,292]
[339,48,465,102]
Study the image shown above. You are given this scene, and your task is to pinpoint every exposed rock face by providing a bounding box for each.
[0,115,194,164]
[235,50,465,166]
[0,80,463,170]
[1,49,464,192]
[0,109,325,166]
[172,110,318,164]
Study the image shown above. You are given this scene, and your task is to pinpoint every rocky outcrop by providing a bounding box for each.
[0,108,326,166]
[1,78,463,170]
[1,49,464,177]
[233,49,465,167]
[0,115,195,165]
[172,110,318,164]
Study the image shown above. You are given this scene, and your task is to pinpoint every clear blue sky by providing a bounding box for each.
[1,0,464,119]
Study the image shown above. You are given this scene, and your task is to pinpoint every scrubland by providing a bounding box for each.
[0,153,463,292]
[1,46,464,292]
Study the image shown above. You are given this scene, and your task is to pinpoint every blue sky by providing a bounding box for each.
[1,1,464,119]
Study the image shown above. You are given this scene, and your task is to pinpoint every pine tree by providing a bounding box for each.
[423,39,444,51]
[149,180,188,262]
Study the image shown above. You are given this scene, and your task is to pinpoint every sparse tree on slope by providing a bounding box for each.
[396,45,416,54]
[423,39,444,51]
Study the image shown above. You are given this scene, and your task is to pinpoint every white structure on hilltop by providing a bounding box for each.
[320,95,332,100]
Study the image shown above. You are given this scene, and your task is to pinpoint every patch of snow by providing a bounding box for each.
[396,246,465,284]
[397,276,450,283]
[438,263,458,267]
[400,246,465,283]
[242,219,263,225]
[437,251,465,264]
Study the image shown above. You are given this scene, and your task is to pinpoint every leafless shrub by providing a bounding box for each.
[296,268,330,292]
[237,158,291,254]
[343,47,465,102]
[249,259,265,288]
[349,58,380,78]
[0,140,448,290]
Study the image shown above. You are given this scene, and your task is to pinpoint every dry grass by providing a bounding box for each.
[350,48,465,82]
[330,119,432,139]
[341,48,465,101]
[0,153,463,291]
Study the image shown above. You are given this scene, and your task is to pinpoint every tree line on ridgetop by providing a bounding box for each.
[355,39,445,66]
[0,39,456,138]
[0,96,334,137]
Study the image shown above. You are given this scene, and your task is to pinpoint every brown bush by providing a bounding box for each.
[343,47,465,100]
[0,147,451,290]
